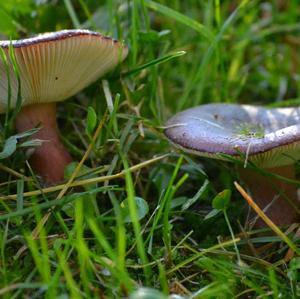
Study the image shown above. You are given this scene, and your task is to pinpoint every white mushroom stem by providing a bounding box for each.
[15,103,72,185]
[239,165,299,227]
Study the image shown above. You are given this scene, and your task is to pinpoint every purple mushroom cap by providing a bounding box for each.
[165,104,300,168]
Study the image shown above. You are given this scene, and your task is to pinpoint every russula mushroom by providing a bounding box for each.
[0,29,128,185]
[165,103,300,227]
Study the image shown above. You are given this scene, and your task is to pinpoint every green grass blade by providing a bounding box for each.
[145,0,213,41]
[0,46,11,137]
[63,0,80,28]
[122,51,186,77]
[121,151,151,285]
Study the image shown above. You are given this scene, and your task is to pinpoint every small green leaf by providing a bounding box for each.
[14,128,40,139]
[289,257,300,270]
[0,128,41,160]
[171,196,187,209]
[19,139,43,148]
[64,162,97,191]
[0,135,17,159]
[287,257,300,281]
[120,197,149,223]
[86,106,97,137]
[204,208,221,220]
[61,199,78,219]
[212,189,231,211]
[181,179,209,211]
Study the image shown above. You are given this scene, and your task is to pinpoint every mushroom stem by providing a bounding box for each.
[15,102,72,185]
[239,165,299,227]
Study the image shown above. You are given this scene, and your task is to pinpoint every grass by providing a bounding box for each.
[0,0,300,298]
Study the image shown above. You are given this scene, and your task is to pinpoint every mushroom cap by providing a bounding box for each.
[0,29,128,112]
[165,104,300,168]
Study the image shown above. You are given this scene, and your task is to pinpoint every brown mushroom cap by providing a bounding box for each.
[0,29,128,111]
[165,104,300,168]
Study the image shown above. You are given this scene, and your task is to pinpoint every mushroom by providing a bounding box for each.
[165,103,300,227]
[0,30,128,185]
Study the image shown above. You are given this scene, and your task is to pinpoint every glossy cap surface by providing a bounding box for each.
[165,104,300,168]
